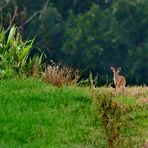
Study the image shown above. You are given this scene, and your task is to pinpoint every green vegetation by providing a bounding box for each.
[0,78,106,147]
[1,0,148,84]
[0,78,147,147]
[0,1,147,147]
[0,27,43,79]
[92,87,148,147]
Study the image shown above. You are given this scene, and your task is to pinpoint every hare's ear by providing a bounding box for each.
[111,66,115,72]
[117,67,121,72]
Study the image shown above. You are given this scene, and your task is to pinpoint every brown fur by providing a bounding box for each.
[111,67,126,90]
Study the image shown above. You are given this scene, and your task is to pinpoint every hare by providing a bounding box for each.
[111,67,126,90]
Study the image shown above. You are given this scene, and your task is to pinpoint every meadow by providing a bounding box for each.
[0,78,147,147]
[1,3,148,147]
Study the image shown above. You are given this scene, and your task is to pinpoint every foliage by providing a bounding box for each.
[0,26,43,79]
[0,0,148,84]
[62,2,148,84]
[34,5,64,60]
[78,72,98,87]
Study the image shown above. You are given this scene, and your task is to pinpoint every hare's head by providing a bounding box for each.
[111,67,121,76]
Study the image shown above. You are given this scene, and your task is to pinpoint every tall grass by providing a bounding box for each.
[0,26,43,79]
[43,65,80,87]
[91,87,148,147]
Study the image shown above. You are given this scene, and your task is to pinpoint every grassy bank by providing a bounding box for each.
[0,78,106,147]
[92,87,148,147]
[0,78,147,147]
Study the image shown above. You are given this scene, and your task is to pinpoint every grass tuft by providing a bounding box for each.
[43,65,80,87]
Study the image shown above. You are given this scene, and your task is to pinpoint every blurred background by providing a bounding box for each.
[0,0,148,85]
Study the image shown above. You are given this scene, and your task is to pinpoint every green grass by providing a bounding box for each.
[0,78,148,147]
[0,78,107,147]
[92,87,148,147]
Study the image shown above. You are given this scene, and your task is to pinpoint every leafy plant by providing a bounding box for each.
[78,72,98,87]
[0,26,43,79]
[27,53,44,77]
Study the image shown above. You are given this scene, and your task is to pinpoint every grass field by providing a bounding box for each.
[0,78,148,147]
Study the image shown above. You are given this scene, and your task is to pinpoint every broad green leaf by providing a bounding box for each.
[7,26,16,45]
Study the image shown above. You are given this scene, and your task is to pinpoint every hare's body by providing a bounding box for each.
[111,67,126,89]
[113,74,126,88]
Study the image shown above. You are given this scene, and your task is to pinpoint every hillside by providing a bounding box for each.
[0,78,147,147]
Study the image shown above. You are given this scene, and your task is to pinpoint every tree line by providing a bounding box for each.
[0,0,148,85]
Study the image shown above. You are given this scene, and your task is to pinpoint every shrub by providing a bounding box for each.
[43,64,80,87]
[0,26,43,78]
